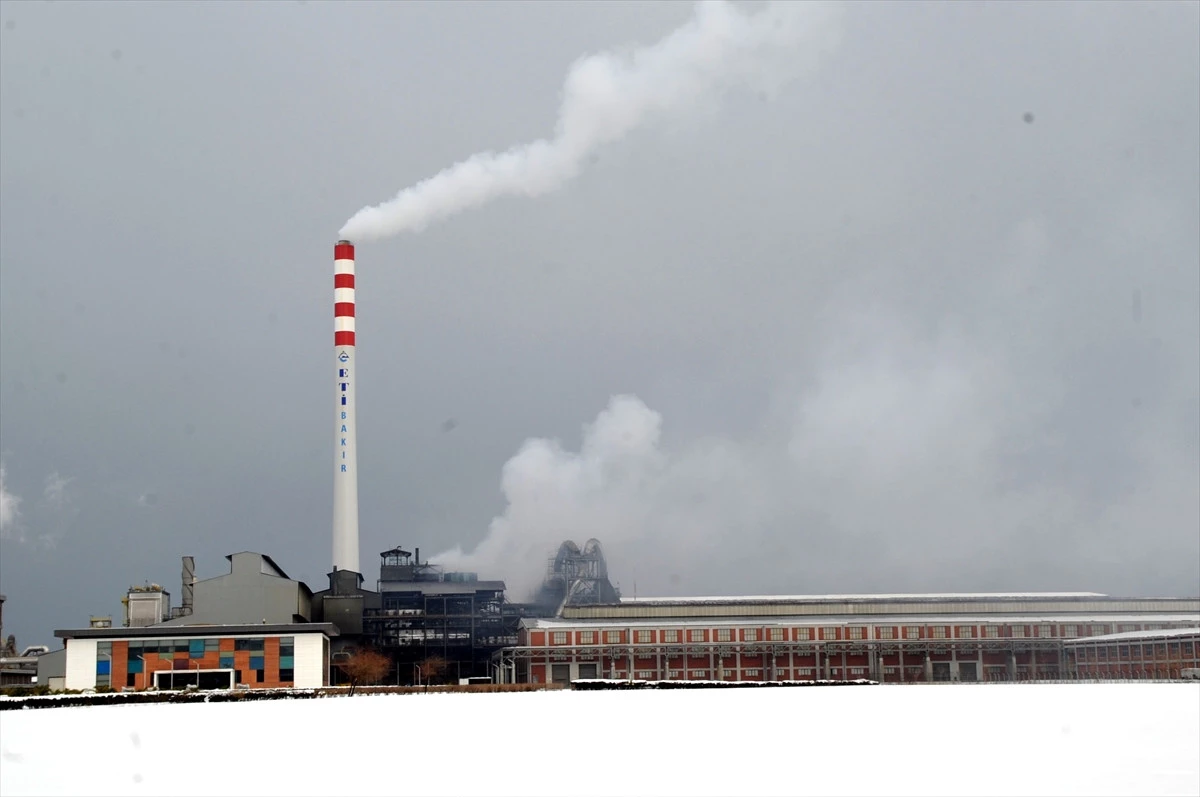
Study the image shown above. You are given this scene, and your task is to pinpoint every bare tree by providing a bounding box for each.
[417,655,448,690]
[336,648,392,696]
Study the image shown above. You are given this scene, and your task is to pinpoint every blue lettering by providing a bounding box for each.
[341,464,347,472]
[339,368,348,378]
[341,412,347,420]
[340,438,347,446]
[340,382,348,391]
[342,451,346,459]
[341,425,347,432]
[341,396,347,405]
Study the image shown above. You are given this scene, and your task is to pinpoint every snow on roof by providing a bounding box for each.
[523,613,1200,630]
[1063,626,1200,644]
[618,592,1109,604]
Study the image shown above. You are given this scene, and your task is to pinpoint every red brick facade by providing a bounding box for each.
[509,620,1199,685]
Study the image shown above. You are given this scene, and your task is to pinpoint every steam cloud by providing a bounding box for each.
[434,299,1199,600]
[339,0,842,241]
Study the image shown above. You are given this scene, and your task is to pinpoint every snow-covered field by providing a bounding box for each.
[2,683,1197,797]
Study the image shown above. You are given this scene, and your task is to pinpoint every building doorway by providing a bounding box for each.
[153,669,234,691]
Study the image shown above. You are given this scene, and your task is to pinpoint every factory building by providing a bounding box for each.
[42,551,326,691]
[494,593,1200,684]
[154,552,312,626]
[1063,627,1200,679]
[54,624,338,691]
[311,546,531,683]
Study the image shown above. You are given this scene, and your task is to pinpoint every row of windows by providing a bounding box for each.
[1074,642,1196,659]
[545,624,1172,645]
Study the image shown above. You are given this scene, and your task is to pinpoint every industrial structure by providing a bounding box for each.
[492,593,1200,685]
[10,241,1200,695]
[332,239,360,576]
[533,539,621,613]
[1063,627,1200,679]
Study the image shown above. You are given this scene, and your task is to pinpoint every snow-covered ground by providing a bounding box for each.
[1,683,1197,797]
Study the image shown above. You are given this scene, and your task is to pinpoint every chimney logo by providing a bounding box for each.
[338,351,350,363]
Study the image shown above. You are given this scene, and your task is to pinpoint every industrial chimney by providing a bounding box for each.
[332,240,361,574]
[181,556,195,616]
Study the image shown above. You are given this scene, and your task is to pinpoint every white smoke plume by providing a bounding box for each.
[339,0,842,241]
[0,461,19,536]
[433,307,1199,600]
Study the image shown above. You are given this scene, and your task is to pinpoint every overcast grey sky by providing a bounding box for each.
[1,0,1197,647]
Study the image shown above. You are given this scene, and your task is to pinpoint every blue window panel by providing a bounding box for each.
[279,656,294,669]
[127,659,144,674]
[249,656,264,670]
[219,656,234,669]
[189,640,205,658]
[96,660,111,676]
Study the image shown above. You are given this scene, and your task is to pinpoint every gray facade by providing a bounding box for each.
[156,552,313,627]
[36,648,66,689]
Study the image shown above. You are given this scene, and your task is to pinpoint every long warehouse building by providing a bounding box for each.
[494,592,1200,685]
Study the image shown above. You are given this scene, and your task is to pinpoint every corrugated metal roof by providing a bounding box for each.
[1062,626,1200,645]
[523,613,1200,630]
[619,592,1109,603]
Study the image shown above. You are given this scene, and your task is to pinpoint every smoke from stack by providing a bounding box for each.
[338,0,842,242]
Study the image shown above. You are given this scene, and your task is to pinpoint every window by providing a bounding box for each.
[850,668,865,676]
[984,626,999,638]
[189,639,206,659]
[795,628,811,641]
[1119,646,1130,659]
[250,656,265,671]
[1090,625,1107,636]
[126,672,137,688]
[904,626,920,639]
[552,632,567,645]
[279,669,294,682]
[96,642,112,687]
[932,627,948,639]
[1011,625,1025,638]
[636,670,655,679]
[821,627,838,641]
[1037,625,1052,638]
[744,669,760,677]
[219,654,234,669]
[1183,642,1195,656]
[847,627,865,640]
[769,628,784,641]
[659,630,676,643]
[636,630,652,644]
[689,629,705,643]
[278,637,294,657]
[1062,625,1078,638]
[956,626,975,638]
[579,631,595,644]
[667,670,683,679]
[797,668,814,677]
[877,627,894,640]
[234,638,264,652]
[744,629,758,642]
[716,629,732,642]
[605,631,621,644]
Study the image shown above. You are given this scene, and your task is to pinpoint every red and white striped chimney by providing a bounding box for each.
[332,240,360,574]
